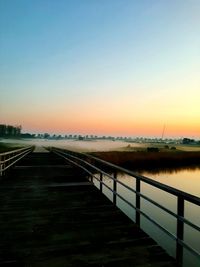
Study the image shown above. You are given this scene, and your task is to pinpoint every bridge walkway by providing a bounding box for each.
[0,151,177,266]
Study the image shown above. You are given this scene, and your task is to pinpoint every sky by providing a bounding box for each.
[0,0,200,138]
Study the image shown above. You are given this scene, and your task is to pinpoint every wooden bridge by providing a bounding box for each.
[0,146,199,266]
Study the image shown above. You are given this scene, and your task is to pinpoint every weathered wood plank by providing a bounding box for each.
[0,152,177,266]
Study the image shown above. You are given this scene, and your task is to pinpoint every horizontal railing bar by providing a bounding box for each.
[51,148,200,231]
[65,149,200,206]
[53,150,107,192]
[53,150,110,189]
[178,238,200,259]
[179,217,200,233]
[0,146,33,157]
[0,146,34,176]
[92,178,177,243]
[52,150,95,179]
[92,180,200,259]
[139,192,177,217]
[1,148,33,164]
[139,192,200,232]
[77,168,179,244]
[91,176,200,259]
[2,149,34,172]
[52,149,141,193]
[139,208,200,259]
[51,148,200,230]
[93,165,200,233]
[51,149,177,232]
[52,148,117,179]
[52,150,146,203]
[138,206,177,242]
[51,148,200,260]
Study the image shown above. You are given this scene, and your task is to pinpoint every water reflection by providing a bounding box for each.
[141,167,200,197]
[139,165,200,175]
[94,167,200,267]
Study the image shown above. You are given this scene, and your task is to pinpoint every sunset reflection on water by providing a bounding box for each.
[94,168,200,267]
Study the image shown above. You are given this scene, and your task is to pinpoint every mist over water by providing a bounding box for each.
[1,139,200,195]
[1,138,200,265]
[0,138,142,152]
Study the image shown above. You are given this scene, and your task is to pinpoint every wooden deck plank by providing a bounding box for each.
[0,152,177,266]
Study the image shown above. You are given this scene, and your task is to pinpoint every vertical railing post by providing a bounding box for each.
[2,155,6,176]
[176,196,184,265]
[113,171,117,205]
[100,173,103,192]
[90,174,93,183]
[136,178,141,226]
[0,155,2,176]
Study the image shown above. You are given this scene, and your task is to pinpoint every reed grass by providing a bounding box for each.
[0,143,23,153]
[90,151,200,172]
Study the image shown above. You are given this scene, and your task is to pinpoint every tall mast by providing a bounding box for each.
[161,124,166,140]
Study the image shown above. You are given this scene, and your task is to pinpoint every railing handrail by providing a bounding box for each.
[0,145,34,175]
[50,146,200,265]
[50,147,200,228]
[89,152,200,204]
[0,146,33,157]
[51,147,200,205]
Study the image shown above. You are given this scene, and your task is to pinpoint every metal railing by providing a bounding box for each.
[50,147,200,266]
[0,146,34,176]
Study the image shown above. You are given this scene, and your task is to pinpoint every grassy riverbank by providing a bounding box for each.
[0,142,24,153]
[90,150,200,172]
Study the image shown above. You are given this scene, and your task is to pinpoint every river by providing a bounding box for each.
[94,168,200,267]
[1,139,200,265]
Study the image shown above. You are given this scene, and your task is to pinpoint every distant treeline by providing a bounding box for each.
[0,124,22,137]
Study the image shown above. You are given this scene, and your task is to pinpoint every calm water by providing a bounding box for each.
[2,139,200,265]
[93,168,200,267]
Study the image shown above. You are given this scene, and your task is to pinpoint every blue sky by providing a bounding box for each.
[0,0,200,137]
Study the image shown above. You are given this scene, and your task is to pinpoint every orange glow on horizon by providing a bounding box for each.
[19,117,200,138]
[2,97,200,138]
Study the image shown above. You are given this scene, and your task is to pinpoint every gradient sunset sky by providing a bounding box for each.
[0,0,200,138]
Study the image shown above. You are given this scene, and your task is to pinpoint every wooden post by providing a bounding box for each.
[113,172,117,205]
[176,196,184,265]
[136,179,141,226]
